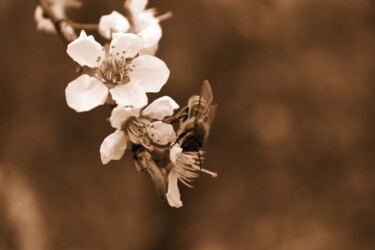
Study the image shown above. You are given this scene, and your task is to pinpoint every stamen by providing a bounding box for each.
[180,179,194,188]
[196,167,218,177]
[126,118,153,148]
[96,56,133,84]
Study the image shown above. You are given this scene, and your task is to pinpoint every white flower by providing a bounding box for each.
[100,96,179,164]
[34,5,56,34]
[98,11,130,40]
[65,30,170,112]
[166,144,218,208]
[124,0,162,55]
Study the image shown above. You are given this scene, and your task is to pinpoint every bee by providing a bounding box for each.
[133,81,217,203]
[174,80,217,159]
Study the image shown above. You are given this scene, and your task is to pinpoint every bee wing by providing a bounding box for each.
[133,147,167,201]
[163,105,189,124]
[198,81,216,126]
[200,80,214,109]
[206,103,217,127]
[188,80,215,122]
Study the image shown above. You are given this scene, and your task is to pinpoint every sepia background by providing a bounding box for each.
[0,0,375,249]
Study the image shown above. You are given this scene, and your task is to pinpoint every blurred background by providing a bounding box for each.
[1,0,375,249]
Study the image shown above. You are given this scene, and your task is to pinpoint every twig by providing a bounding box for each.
[69,22,99,30]
[157,11,173,22]
[38,0,78,44]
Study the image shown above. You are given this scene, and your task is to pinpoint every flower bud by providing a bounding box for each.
[98,11,130,40]
[34,5,56,34]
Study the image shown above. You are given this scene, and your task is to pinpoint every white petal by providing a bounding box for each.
[110,33,144,58]
[137,21,162,48]
[100,130,128,164]
[124,0,147,15]
[142,96,179,120]
[129,55,170,93]
[109,106,140,129]
[98,11,130,40]
[66,30,104,68]
[139,43,159,56]
[110,81,148,108]
[147,121,176,145]
[170,144,183,163]
[166,169,183,208]
[65,75,108,112]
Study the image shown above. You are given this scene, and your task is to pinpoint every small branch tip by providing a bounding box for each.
[157,12,173,22]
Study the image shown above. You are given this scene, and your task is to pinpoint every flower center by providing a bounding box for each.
[126,117,152,147]
[96,55,135,86]
[125,117,167,148]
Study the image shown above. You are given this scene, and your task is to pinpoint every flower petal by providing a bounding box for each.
[137,21,162,48]
[129,55,170,93]
[100,130,128,164]
[142,96,179,120]
[147,121,176,145]
[166,169,183,208]
[124,0,147,15]
[66,30,104,68]
[98,11,130,40]
[109,106,140,129]
[139,43,159,56]
[110,33,144,59]
[65,75,108,112]
[110,81,148,108]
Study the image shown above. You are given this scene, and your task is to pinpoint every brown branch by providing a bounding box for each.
[38,0,78,44]
[157,11,173,22]
[69,22,98,30]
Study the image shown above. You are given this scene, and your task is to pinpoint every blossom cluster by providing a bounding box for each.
[35,0,217,208]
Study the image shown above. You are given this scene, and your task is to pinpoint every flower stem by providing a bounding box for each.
[38,0,78,44]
